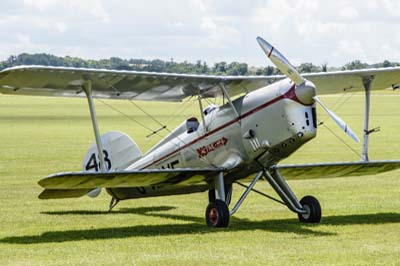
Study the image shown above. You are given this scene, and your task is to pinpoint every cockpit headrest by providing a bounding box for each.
[203,104,217,116]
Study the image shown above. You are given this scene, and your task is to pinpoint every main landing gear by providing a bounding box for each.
[205,172,231,227]
[205,169,321,227]
[205,200,230,227]
[206,183,232,227]
[298,195,321,223]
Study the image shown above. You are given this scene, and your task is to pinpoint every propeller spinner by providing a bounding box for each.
[256,36,359,143]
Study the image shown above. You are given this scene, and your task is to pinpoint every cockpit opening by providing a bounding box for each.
[186,117,199,133]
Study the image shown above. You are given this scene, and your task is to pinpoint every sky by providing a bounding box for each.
[1,0,400,67]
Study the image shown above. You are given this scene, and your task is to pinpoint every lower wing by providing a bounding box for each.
[38,168,223,199]
[38,161,400,199]
[274,160,400,180]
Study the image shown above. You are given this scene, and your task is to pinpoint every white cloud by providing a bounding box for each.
[31,18,67,33]
[339,6,360,20]
[336,40,366,60]
[23,0,110,22]
[0,0,400,66]
[23,0,54,11]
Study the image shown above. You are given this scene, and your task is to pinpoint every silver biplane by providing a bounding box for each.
[1,37,400,227]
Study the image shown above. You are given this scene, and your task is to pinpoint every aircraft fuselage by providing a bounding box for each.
[107,78,318,199]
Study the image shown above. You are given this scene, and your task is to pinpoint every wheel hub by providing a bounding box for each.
[301,205,311,220]
[209,207,219,225]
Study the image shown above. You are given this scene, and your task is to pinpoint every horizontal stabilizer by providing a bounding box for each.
[274,160,400,180]
[38,168,224,190]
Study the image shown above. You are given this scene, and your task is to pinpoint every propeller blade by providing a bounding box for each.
[87,188,101,198]
[314,96,360,142]
[256,36,306,85]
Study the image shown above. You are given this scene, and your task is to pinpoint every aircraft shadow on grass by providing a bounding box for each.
[1,207,400,244]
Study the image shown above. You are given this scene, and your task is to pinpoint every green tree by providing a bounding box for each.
[321,63,328,72]
[227,62,248,75]
[213,62,227,74]
[342,60,368,70]
[298,63,321,73]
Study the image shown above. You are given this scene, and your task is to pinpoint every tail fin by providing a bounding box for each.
[39,131,142,199]
[83,131,142,198]
[83,131,142,172]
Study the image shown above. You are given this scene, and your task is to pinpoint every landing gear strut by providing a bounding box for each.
[263,169,322,223]
[208,183,232,205]
[206,172,230,227]
[205,168,322,228]
[108,197,120,212]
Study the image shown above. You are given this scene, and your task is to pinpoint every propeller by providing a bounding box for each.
[256,36,305,85]
[256,36,359,143]
[313,96,360,142]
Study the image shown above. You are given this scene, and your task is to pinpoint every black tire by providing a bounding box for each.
[208,189,215,203]
[208,183,233,205]
[205,199,230,227]
[298,195,321,223]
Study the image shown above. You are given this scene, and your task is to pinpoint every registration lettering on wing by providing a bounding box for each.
[197,137,228,158]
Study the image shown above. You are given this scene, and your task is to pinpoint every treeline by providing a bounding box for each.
[1,53,399,75]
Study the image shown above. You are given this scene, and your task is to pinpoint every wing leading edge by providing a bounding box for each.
[38,167,224,199]
[274,160,400,180]
[0,65,279,101]
[1,65,400,102]
[38,161,400,199]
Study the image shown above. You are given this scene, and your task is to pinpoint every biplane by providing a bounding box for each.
[1,37,400,227]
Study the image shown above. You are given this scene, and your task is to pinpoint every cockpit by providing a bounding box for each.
[186,117,199,133]
[185,104,217,134]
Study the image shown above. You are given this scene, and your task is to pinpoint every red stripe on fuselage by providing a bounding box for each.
[140,85,295,169]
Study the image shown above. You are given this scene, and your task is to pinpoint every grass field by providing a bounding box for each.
[0,91,400,265]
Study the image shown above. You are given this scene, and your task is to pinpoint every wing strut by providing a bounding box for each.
[219,83,240,119]
[197,94,207,132]
[361,76,374,161]
[82,80,106,172]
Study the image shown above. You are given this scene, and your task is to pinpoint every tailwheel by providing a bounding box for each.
[298,195,321,223]
[205,199,230,227]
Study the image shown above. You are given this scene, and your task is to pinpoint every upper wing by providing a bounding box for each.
[304,67,400,95]
[0,65,279,101]
[1,65,399,101]
[274,160,400,180]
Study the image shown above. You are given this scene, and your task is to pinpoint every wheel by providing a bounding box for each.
[208,183,233,205]
[205,199,230,227]
[298,195,321,223]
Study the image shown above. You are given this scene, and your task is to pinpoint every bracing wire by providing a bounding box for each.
[107,83,167,130]
[127,100,166,128]
[316,89,361,157]
[329,90,352,110]
[165,96,194,125]
[95,98,185,151]
[97,83,217,167]
[95,98,164,138]
[331,90,356,112]
[318,121,362,158]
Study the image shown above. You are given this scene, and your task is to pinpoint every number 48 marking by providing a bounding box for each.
[85,150,112,172]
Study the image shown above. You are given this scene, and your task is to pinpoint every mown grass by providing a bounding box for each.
[0,91,399,265]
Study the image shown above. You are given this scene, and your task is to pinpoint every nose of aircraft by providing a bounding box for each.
[295,80,316,105]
